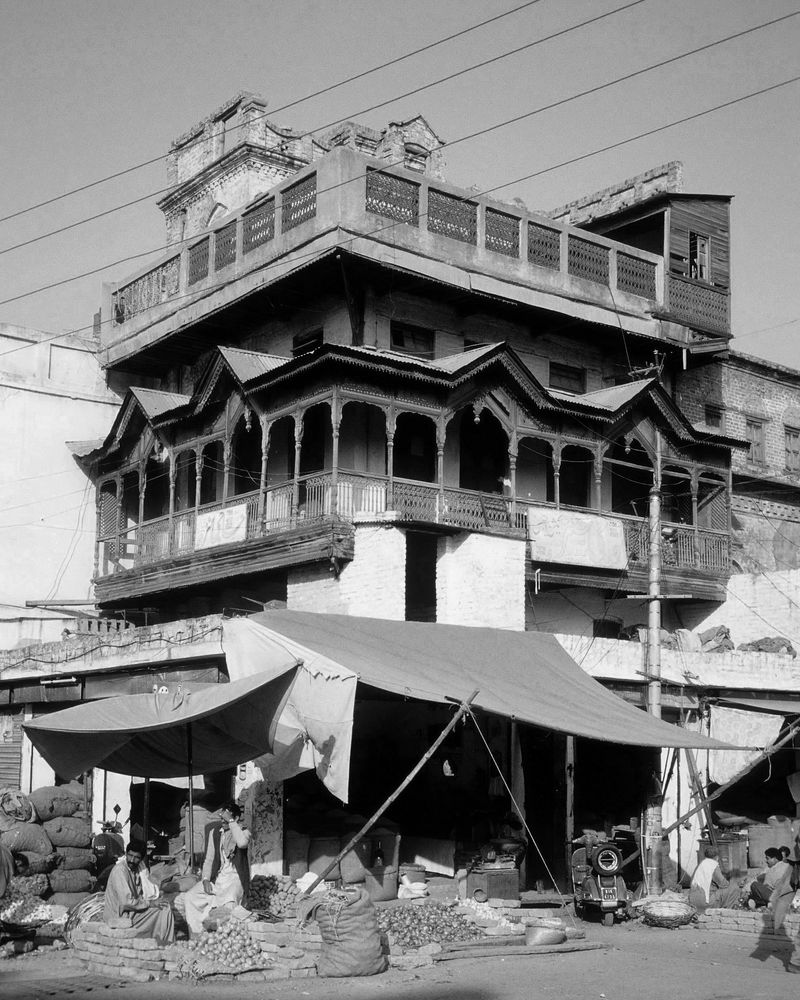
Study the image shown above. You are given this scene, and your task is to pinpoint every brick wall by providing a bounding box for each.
[435,533,525,630]
[287,521,406,618]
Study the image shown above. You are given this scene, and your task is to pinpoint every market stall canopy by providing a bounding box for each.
[716,696,800,716]
[22,670,297,779]
[224,612,736,750]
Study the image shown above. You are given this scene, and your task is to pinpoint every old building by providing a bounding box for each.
[3,95,798,888]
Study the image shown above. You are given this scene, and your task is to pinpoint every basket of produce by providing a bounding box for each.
[640,898,695,928]
[0,898,55,933]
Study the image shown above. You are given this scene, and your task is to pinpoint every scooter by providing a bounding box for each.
[570,836,631,926]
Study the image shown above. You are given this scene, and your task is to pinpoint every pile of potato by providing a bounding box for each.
[188,921,264,974]
[377,901,483,951]
[248,874,302,916]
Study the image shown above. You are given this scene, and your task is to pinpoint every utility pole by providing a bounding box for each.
[643,431,663,894]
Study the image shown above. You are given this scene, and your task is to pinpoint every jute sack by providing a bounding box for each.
[43,816,91,848]
[18,851,59,874]
[0,789,34,830]
[0,823,53,855]
[304,887,387,978]
[49,868,93,894]
[29,786,81,821]
[49,891,91,908]
[55,847,96,871]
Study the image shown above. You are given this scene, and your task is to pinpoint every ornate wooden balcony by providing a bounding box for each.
[95,473,731,596]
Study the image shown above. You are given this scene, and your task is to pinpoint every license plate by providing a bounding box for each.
[601,888,617,901]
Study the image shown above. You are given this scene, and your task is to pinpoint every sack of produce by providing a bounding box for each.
[29,786,81,821]
[0,789,34,831]
[17,851,59,874]
[43,816,91,848]
[48,891,91,908]
[55,847,95,871]
[304,887,387,977]
[1,823,53,856]
[49,868,93,894]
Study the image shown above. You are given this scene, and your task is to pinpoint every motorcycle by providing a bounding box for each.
[570,834,631,926]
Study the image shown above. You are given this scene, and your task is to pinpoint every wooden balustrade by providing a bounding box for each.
[96,475,730,577]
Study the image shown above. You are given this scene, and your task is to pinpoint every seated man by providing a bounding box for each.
[689,846,740,910]
[184,801,251,935]
[103,839,175,945]
[747,847,792,908]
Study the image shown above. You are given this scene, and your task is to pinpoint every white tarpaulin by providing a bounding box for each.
[707,705,784,784]
[222,618,357,803]
[195,502,248,550]
[528,508,627,569]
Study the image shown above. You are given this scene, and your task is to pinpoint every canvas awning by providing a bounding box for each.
[716,696,800,716]
[22,670,297,779]
[224,612,734,751]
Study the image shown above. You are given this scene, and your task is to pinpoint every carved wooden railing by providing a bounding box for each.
[665,274,729,335]
[96,475,730,576]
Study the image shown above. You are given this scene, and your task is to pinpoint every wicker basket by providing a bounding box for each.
[641,898,695,929]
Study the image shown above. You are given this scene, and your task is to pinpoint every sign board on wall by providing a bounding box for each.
[195,503,248,550]
[527,507,628,569]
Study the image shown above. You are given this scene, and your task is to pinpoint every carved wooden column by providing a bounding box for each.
[691,470,700,567]
[291,412,304,523]
[436,419,446,521]
[222,439,232,506]
[508,436,518,525]
[594,448,605,511]
[168,451,177,557]
[386,408,396,509]
[552,447,562,508]
[331,393,341,517]
[194,448,204,516]
[93,485,102,579]
[258,417,271,531]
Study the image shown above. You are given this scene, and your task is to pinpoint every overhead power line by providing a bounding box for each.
[0,0,547,226]
[0,0,646,259]
[1,70,796,339]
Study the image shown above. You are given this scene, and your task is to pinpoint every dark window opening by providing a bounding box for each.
[549,362,586,394]
[705,405,723,429]
[689,231,710,282]
[292,329,323,357]
[390,322,435,360]
[786,427,800,473]
[745,419,765,465]
[405,532,438,622]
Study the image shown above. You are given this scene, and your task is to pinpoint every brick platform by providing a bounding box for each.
[697,908,800,942]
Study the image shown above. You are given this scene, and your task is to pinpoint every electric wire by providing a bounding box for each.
[2,70,797,354]
[0,0,547,225]
[0,5,787,265]
[0,0,645,260]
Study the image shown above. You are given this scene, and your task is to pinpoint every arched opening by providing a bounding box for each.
[174,451,196,513]
[559,445,593,509]
[200,440,224,505]
[458,408,508,494]
[142,449,170,522]
[516,437,554,504]
[299,403,332,477]
[394,413,437,483]
[339,402,387,476]
[120,470,140,527]
[266,416,296,486]
[230,414,263,496]
[662,465,693,525]
[697,472,727,530]
[606,438,653,518]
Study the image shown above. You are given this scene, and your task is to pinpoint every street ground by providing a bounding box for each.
[0,919,797,1000]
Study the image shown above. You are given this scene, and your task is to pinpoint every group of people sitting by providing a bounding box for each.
[103,800,251,945]
[690,843,798,912]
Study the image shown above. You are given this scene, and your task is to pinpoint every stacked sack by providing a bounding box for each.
[0,783,95,907]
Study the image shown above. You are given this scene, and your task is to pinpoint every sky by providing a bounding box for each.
[0,0,798,366]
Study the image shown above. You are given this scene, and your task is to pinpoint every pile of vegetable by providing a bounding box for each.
[0,896,53,927]
[376,901,483,951]
[248,874,302,916]
[186,920,266,975]
[0,875,53,926]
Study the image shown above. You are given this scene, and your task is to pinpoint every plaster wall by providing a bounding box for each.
[435,532,525,630]
[287,521,406,619]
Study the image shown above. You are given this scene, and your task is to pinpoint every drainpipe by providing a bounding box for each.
[644,430,663,896]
